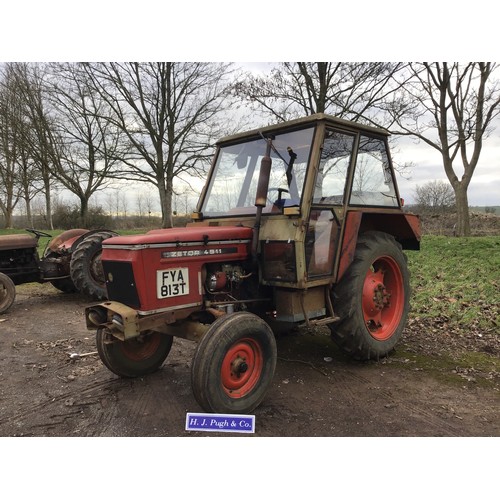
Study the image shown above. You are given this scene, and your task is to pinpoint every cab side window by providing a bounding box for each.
[313,130,355,204]
[349,135,398,207]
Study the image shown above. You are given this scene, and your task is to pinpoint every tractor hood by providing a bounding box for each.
[101,225,254,248]
[99,225,254,314]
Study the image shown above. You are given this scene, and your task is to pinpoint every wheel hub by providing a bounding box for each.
[221,338,263,396]
[363,269,390,317]
[232,357,248,375]
[373,283,391,310]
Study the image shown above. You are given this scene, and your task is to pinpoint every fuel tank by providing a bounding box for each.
[100,226,253,314]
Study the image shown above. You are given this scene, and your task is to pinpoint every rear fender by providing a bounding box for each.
[336,211,421,282]
[47,229,89,254]
[47,229,119,254]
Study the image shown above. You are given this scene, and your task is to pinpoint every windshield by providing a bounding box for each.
[200,126,315,217]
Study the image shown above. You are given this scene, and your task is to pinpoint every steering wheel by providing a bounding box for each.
[267,187,289,204]
[25,228,52,239]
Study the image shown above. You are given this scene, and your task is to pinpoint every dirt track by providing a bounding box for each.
[0,282,498,438]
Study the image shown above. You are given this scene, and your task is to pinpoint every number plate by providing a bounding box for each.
[157,268,190,299]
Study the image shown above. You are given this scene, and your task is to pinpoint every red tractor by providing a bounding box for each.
[0,228,117,313]
[85,114,421,414]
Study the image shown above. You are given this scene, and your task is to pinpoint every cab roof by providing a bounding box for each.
[217,113,390,145]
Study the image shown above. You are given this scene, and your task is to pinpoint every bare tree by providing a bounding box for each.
[7,63,61,229]
[414,180,455,214]
[83,62,235,228]
[173,185,197,216]
[2,64,45,227]
[136,190,146,217]
[43,63,125,226]
[0,64,24,228]
[383,62,500,236]
[233,62,405,124]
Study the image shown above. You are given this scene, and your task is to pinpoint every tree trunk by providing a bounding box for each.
[79,197,89,228]
[25,194,33,227]
[158,181,171,228]
[4,208,13,229]
[453,185,470,237]
[44,176,53,230]
[164,186,173,228]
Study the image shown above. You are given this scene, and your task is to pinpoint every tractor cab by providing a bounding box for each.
[190,113,419,317]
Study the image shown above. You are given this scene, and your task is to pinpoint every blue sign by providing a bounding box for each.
[185,413,255,433]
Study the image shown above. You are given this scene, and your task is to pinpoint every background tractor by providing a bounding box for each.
[85,113,421,414]
[0,228,117,314]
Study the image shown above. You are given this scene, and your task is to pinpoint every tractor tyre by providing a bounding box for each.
[70,232,114,300]
[0,272,16,314]
[329,230,410,360]
[96,328,174,378]
[50,277,77,294]
[191,311,277,414]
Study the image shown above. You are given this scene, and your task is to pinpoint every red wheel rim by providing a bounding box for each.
[221,338,264,398]
[120,331,161,361]
[362,255,404,341]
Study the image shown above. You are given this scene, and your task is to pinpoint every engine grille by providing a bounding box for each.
[102,261,141,308]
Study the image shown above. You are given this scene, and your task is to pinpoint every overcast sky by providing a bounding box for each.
[394,133,500,206]
[3,4,499,208]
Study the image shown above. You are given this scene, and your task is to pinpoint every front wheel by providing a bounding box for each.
[191,312,277,414]
[329,231,410,360]
[96,328,174,378]
[0,273,16,314]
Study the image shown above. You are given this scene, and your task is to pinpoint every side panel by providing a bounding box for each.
[336,211,362,282]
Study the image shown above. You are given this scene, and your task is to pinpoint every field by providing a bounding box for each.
[403,235,499,385]
[409,235,499,333]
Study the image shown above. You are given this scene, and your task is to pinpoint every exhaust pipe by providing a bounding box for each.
[252,137,272,265]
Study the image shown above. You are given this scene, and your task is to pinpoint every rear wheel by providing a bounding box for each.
[329,231,410,360]
[96,328,174,378]
[0,273,16,314]
[70,231,115,300]
[191,312,277,414]
[50,277,77,294]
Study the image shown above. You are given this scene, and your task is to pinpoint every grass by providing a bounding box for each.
[400,235,499,388]
[406,235,500,330]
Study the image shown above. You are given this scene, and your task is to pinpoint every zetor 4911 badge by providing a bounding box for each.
[85,113,421,415]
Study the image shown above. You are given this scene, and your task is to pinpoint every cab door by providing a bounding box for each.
[306,129,355,279]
